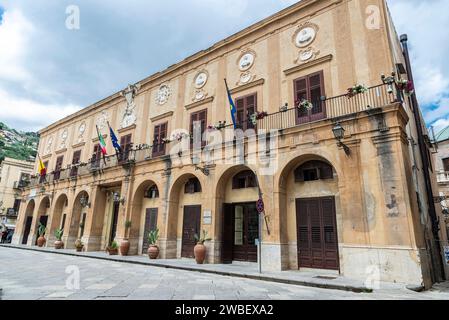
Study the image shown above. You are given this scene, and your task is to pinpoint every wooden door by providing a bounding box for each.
[235,94,257,131]
[181,205,201,258]
[190,109,207,148]
[109,202,120,245]
[35,215,49,245]
[70,150,81,177]
[296,197,339,270]
[152,123,167,158]
[222,204,234,264]
[142,208,158,254]
[54,156,64,180]
[232,203,258,262]
[119,134,133,162]
[22,216,33,245]
[294,71,326,125]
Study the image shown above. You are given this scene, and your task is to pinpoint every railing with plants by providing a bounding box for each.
[26,83,400,188]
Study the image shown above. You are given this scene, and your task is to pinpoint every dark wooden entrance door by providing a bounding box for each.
[181,205,201,258]
[22,216,33,245]
[109,202,120,245]
[35,215,48,245]
[222,202,259,263]
[296,197,339,270]
[142,208,158,254]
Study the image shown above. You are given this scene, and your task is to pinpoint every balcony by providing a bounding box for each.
[5,208,18,217]
[13,180,29,189]
[25,83,399,188]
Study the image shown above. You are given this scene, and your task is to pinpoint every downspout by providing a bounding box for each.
[400,34,446,281]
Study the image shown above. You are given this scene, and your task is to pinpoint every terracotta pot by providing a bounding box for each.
[148,245,159,259]
[120,239,130,256]
[54,240,64,250]
[108,248,118,256]
[37,236,46,247]
[194,243,206,264]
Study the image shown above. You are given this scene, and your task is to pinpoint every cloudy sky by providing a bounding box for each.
[0,0,447,134]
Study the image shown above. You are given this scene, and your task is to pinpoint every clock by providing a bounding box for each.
[239,53,255,71]
[194,72,208,89]
[294,26,317,48]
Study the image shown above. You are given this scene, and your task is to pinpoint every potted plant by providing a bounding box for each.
[194,230,212,264]
[120,220,132,256]
[54,228,64,249]
[107,241,119,255]
[147,229,160,259]
[75,239,84,252]
[37,222,46,247]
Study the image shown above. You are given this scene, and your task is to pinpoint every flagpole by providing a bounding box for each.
[96,125,107,166]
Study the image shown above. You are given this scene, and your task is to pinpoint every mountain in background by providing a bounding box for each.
[0,122,39,163]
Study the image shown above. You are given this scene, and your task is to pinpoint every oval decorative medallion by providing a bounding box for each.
[194,71,208,89]
[155,84,172,105]
[238,51,256,71]
[293,22,319,48]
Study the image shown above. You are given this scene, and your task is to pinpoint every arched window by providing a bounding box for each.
[145,185,159,199]
[232,170,257,189]
[185,178,202,194]
[294,160,334,182]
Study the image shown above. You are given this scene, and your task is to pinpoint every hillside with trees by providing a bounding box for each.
[0,122,39,163]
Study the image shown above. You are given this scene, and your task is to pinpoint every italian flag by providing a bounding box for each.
[96,125,107,155]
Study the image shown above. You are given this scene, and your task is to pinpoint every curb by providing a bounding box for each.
[0,244,372,293]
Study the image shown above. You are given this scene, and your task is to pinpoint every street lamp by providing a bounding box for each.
[80,194,90,208]
[113,192,126,205]
[332,122,350,156]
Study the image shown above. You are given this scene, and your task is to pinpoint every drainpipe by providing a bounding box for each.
[400,34,446,282]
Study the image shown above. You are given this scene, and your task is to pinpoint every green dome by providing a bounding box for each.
[436,125,449,142]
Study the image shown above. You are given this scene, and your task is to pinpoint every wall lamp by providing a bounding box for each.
[195,165,210,177]
[332,122,351,156]
[113,192,126,205]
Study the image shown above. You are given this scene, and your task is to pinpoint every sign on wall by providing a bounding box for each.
[203,210,212,225]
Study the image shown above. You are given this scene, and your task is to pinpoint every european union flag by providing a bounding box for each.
[224,79,237,129]
[108,123,122,154]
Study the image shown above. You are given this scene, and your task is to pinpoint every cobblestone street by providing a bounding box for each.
[1,247,449,300]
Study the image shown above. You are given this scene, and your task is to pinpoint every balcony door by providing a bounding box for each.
[54,156,64,181]
[235,93,257,131]
[294,71,326,125]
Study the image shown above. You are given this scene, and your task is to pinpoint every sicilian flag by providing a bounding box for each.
[224,79,237,129]
[96,125,107,156]
[38,154,46,177]
[108,122,122,154]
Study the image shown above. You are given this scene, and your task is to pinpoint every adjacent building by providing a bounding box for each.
[12,0,449,287]
[434,126,449,236]
[0,158,34,229]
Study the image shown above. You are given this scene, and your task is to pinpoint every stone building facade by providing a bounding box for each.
[0,158,34,228]
[12,0,449,287]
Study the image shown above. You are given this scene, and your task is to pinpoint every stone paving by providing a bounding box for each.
[1,247,449,300]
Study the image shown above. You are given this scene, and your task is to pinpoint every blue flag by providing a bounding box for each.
[224,79,237,129]
[109,124,122,153]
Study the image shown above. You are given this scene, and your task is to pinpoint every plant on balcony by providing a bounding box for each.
[120,220,132,256]
[107,241,119,255]
[280,103,289,112]
[256,111,268,120]
[396,79,414,96]
[171,132,190,142]
[296,99,314,111]
[37,222,46,247]
[147,228,160,260]
[161,137,172,144]
[194,230,212,265]
[347,84,368,98]
[54,228,64,249]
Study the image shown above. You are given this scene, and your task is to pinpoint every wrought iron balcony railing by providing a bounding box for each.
[26,83,398,188]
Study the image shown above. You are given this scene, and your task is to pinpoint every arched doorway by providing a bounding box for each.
[67,191,89,249]
[21,200,35,245]
[167,173,203,259]
[279,155,340,271]
[48,194,68,245]
[216,166,260,263]
[34,196,51,246]
[130,180,161,255]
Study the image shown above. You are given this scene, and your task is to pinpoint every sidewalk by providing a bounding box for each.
[0,244,404,293]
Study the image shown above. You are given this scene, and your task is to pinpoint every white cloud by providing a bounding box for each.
[0,9,33,82]
[432,117,449,136]
[0,89,81,132]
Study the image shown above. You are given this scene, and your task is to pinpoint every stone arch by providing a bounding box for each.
[129,179,161,255]
[66,190,89,248]
[165,171,204,259]
[276,153,341,271]
[21,199,35,245]
[33,196,51,245]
